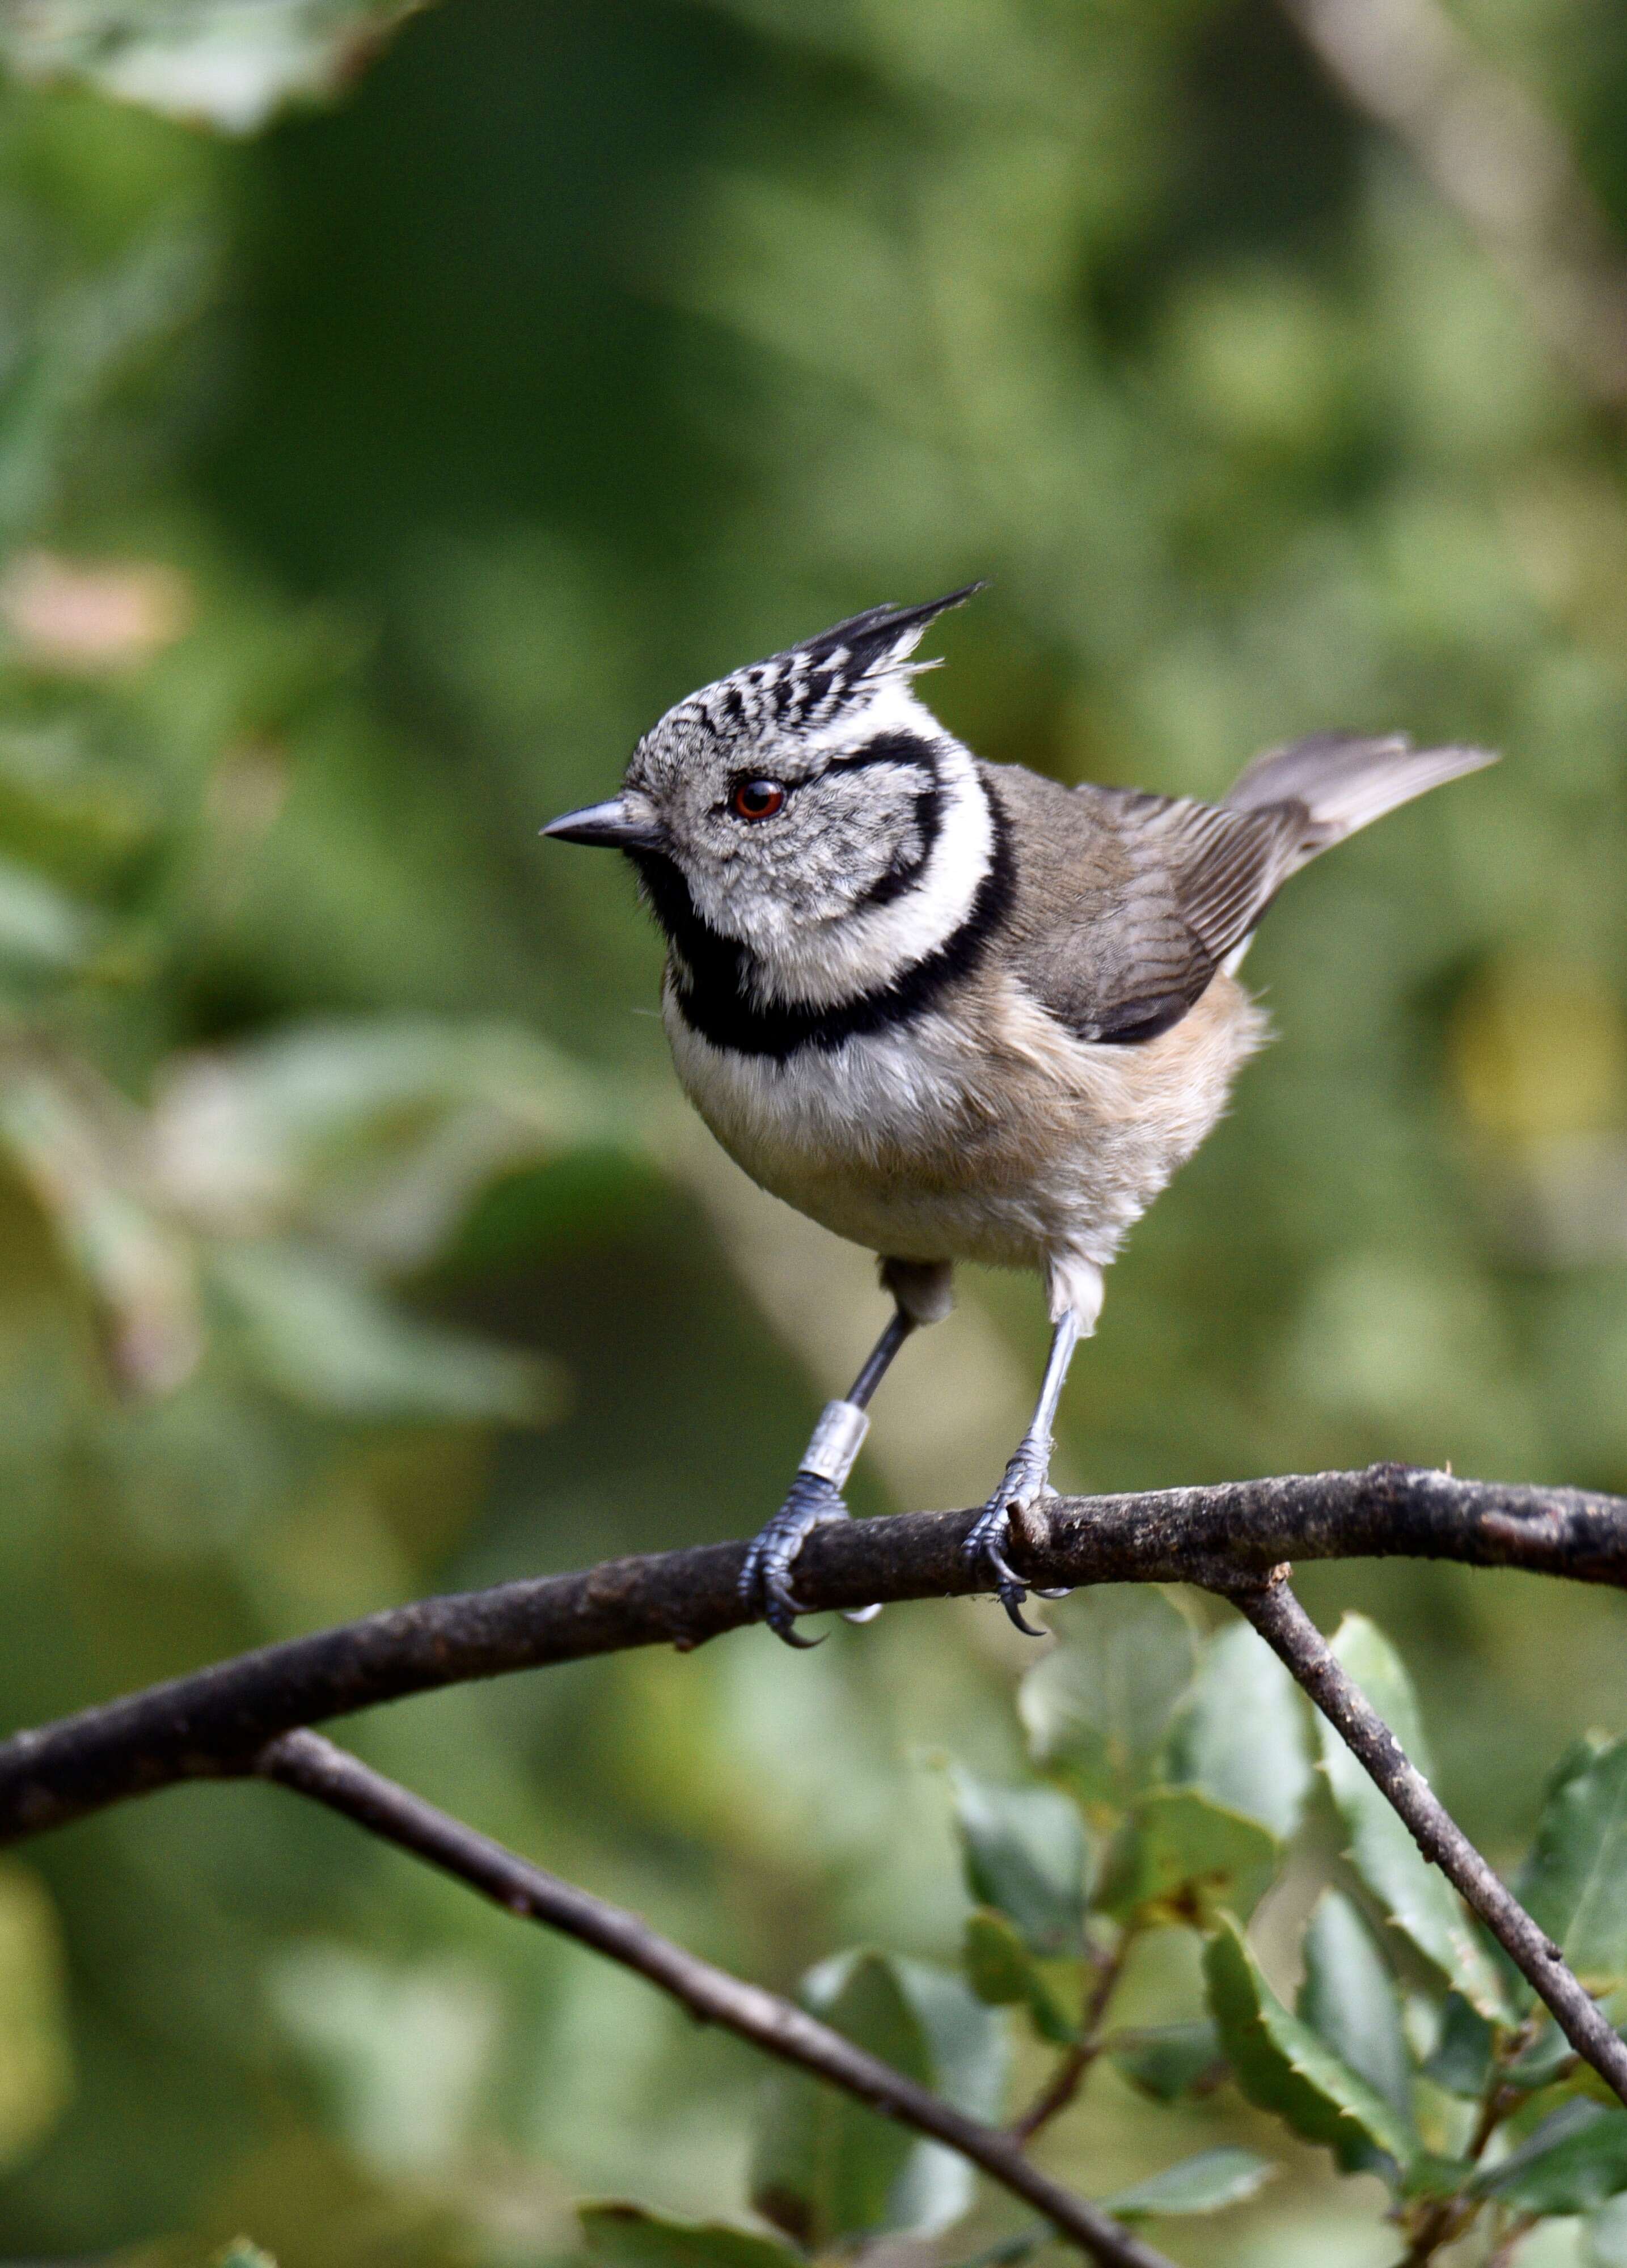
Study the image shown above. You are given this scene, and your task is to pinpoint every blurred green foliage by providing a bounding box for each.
[0,0,1625,2261]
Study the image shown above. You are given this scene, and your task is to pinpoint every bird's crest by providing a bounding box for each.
[686,583,985,742]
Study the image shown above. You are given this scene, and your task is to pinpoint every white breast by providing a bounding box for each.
[668,993,973,1182]
[667,993,1009,1256]
[664,969,1266,1279]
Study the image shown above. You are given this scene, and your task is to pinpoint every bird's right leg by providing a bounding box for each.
[739,1260,951,1646]
[963,1255,1104,1636]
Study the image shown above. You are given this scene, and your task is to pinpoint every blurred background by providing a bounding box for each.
[0,0,1625,2261]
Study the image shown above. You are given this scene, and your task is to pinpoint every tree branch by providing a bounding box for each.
[1280,0,1627,408]
[10,1466,1623,2248]
[256,1730,1176,2268]
[1,1463,1623,1844]
[1222,1572,1627,2110]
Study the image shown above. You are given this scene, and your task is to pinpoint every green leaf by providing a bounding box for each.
[0,720,153,879]
[213,2248,278,2268]
[886,1959,1008,2236]
[751,1953,924,2251]
[961,1910,1074,2045]
[949,1768,1088,1954]
[1164,1623,1312,1838]
[944,2230,1050,2268]
[1298,1891,1413,2125]
[751,1952,1003,2249]
[1100,1787,1279,1927]
[0,0,437,135]
[962,1908,1031,2006]
[1586,2192,1627,2265]
[1101,2147,1278,2218]
[1506,2020,1577,2092]
[1518,1736,1627,1991]
[579,2204,794,2268]
[1108,2021,1224,2103]
[1546,1734,1615,1798]
[0,1064,202,1395]
[153,1016,605,1269]
[1474,2101,1627,2214]
[1019,1589,1196,1808]
[1398,2154,1477,2201]
[210,1241,564,1423]
[1203,1915,1415,2174]
[1421,1993,1493,2098]
[0,234,212,547]
[1317,1617,1509,2021]
[893,1959,1008,2125]
[0,854,100,980]
[0,1864,72,2175]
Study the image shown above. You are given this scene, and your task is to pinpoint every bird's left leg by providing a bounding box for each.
[739,1259,950,1646]
[963,1260,1102,1636]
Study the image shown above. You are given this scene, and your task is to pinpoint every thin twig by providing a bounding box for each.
[256,1730,1174,2268]
[1223,1574,1627,2110]
[1486,2213,1539,2268]
[1280,0,1627,407]
[1008,2038,1097,2151]
[1398,2074,1516,2262]
[1009,1928,1138,2144]
[2,1462,1625,1843]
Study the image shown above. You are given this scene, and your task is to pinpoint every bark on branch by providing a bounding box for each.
[258,1729,1177,2268]
[2,1462,1624,1843]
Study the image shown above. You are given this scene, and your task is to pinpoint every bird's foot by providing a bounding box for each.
[739,1472,854,1647]
[962,1444,1070,1637]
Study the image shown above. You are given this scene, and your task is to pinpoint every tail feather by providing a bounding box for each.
[1225,730,1497,857]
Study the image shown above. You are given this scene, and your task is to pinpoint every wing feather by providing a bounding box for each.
[989,731,1493,1048]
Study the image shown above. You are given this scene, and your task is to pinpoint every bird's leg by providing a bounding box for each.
[963,1307,1085,1637]
[738,1305,917,1647]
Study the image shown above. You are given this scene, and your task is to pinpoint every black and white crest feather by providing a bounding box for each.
[687,583,986,742]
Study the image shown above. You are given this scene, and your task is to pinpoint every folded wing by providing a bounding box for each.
[998,733,1495,1047]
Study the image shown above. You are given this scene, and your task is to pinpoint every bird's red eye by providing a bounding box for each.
[731,778,785,820]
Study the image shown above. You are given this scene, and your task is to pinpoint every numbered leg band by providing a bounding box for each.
[798,1399,870,1488]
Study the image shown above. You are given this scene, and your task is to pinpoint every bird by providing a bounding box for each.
[542,585,1495,1644]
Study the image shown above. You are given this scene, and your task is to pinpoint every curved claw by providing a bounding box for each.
[980,1538,1028,1593]
[998,1589,1050,1639]
[962,1493,1055,1639]
[745,1553,822,1645]
[982,1539,1049,1635]
[739,1472,853,1647]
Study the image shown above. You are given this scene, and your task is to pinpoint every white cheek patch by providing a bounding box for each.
[748,738,995,1010]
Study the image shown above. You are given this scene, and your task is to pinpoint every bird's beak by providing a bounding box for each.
[539,796,666,852]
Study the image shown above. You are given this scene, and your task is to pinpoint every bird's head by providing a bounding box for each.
[542,585,994,1008]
